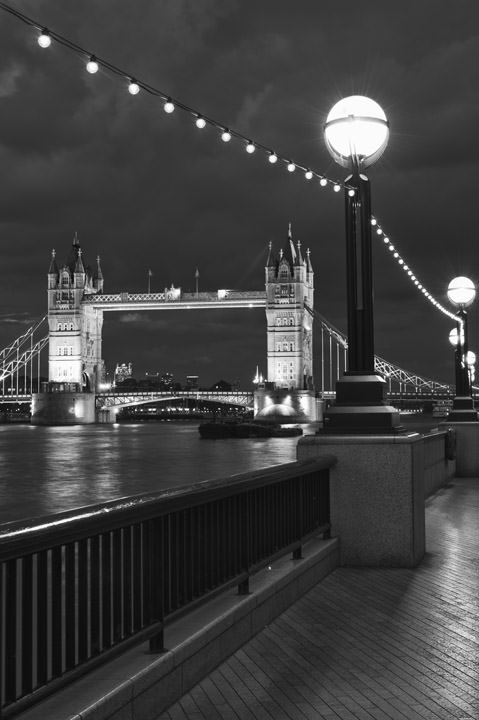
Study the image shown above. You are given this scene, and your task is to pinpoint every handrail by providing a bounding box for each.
[0,456,335,717]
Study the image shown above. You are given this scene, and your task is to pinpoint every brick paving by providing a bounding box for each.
[159,477,479,720]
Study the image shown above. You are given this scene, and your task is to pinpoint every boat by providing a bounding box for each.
[198,421,303,439]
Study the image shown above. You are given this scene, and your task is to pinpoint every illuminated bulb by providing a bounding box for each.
[348,189,355,197]
[414,280,419,285]
[221,129,231,142]
[333,184,341,192]
[393,252,399,258]
[412,276,416,281]
[196,116,206,129]
[38,30,51,48]
[408,270,413,276]
[269,152,278,163]
[376,228,383,235]
[246,141,255,153]
[164,99,175,113]
[418,284,423,290]
[398,259,404,265]
[305,170,313,180]
[383,237,389,244]
[128,80,140,95]
[371,218,377,226]
[388,245,394,251]
[404,265,409,271]
[287,162,296,172]
[86,56,99,74]
[320,178,328,187]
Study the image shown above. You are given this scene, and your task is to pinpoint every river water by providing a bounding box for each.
[0,422,316,525]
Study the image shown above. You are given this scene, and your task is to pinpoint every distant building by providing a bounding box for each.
[186,375,199,390]
[114,362,132,385]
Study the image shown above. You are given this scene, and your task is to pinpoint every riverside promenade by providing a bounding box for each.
[159,476,478,720]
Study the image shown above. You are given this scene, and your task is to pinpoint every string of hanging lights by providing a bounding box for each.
[0,0,456,322]
[370,215,457,321]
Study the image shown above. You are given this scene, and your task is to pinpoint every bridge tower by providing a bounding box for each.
[32,235,104,424]
[255,225,319,422]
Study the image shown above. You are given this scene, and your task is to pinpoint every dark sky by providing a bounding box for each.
[1,0,479,388]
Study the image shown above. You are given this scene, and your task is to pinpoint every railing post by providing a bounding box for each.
[238,492,251,595]
[292,477,303,560]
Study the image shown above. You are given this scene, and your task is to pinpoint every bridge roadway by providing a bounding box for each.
[82,290,266,311]
[97,389,255,410]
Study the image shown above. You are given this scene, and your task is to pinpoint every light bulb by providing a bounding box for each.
[393,252,399,258]
[333,184,341,192]
[348,189,355,197]
[196,116,206,129]
[86,56,99,74]
[246,142,255,154]
[320,178,328,187]
[269,152,278,163]
[221,129,231,142]
[128,80,140,95]
[371,218,377,226]
[164,99,175,113]
[376,228,383,235]
[388,245,394,251]
[287,162,296,172]
[305,170,313,180]
[38,30,51,48]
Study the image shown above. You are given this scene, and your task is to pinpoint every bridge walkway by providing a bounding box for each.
[159,476,478,720]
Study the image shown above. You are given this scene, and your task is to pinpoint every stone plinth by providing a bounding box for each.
[31,391,96,425]
[439,421,479,476]
[297,432,425,567]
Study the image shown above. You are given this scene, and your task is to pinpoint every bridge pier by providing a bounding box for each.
[31,386,96,425]
[97,406,118,423]
[254,387,321,423]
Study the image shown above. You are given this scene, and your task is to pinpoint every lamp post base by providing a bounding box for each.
[447,396,478,422]
[322,373,404,434]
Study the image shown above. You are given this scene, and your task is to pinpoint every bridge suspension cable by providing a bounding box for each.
[0,316,48,396]
[312,308,453,397]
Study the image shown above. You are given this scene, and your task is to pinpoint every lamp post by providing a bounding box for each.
[447,276,477,421]
[322,95,402,433]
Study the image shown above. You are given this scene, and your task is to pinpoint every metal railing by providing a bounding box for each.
[0,456,334,717]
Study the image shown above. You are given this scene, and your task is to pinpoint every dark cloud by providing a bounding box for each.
[1,0,478,387]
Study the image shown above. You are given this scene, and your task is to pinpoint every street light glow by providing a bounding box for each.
[447,276,476,307]
[324,95,389,168]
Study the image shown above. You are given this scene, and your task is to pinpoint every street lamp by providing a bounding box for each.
[447,276,477,421]
[322,95,402,433]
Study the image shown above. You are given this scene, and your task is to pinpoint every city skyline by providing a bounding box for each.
[1,1,479,388]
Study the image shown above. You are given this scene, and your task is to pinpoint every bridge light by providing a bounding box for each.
[287,162,296,172]
[86,56,99,74]
[319,177,328,186]
[447,276,476,308]
[221,129,231,142]
[305,170,313,180]
[38,29,51,48]
[371,218,377,226]
[388,245,394,251]
[195,115,206,128]
[246,141,255,153]
[348,188,355,197]
[376,228,383,235]
[164,98,175,113]
[333,184,341,192]
[269,152,278,163]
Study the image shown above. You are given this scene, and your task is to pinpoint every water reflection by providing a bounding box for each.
[0,422,311,524]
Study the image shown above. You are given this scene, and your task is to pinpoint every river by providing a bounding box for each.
[0,422,317,525]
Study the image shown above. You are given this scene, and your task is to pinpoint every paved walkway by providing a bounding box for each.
[159,477,478,720]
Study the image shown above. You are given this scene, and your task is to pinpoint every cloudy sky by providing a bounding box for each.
[1,0,479,388]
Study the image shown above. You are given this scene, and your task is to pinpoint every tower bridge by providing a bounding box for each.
[0,228,457,425]
[31,227,317,424]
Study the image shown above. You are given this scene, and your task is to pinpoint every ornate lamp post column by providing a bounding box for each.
[322,95,402,433]
[447,276,477,420]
